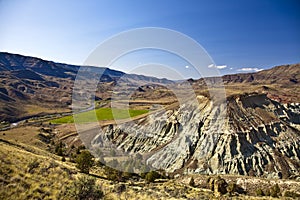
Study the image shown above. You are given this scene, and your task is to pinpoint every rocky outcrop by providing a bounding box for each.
[92,93,300,178]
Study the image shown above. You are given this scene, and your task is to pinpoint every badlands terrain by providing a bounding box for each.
[0,52,300,199]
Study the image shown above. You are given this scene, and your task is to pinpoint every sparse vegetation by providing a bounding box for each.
[284,190,300,198]
[254,183,282,198]
[145,171,161,183]
[0,140,74,200]
[104,166,124,182]
[27,159,40,173]
[63,175,104,200]
[270,183,281,197]
[265,188,271,196]
[1,137,300,200]
[256,188,264,196]
[227,182,237,195]
[55,141,64,156]
[76,150,94,174]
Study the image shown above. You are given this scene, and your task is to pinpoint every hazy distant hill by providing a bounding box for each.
[222,64,300,84]
[0,52,299,123]
[0,52,173,122]
[0,52,128,79]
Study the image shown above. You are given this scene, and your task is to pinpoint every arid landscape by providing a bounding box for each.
[0,52,300,199]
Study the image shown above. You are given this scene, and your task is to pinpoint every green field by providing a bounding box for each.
[50,107,148,124]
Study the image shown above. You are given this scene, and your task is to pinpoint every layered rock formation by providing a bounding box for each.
[92,93,300,178]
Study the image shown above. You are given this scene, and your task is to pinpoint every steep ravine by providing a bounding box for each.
[92,93,300,178]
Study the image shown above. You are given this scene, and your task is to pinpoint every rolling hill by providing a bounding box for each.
[0,52,172,122]
[1,52,300,199]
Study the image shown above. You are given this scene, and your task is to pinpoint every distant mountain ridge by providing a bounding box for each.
[0,52,125,80]
[222,64,299,84]
[0,52,173,122]
[0,52,299,122]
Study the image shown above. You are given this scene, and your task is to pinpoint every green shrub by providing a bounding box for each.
[76,150,94,174]
[264,188,270,196]
[256,188,264,196]
[284,190,300,198]
[114,183,126,194]
[55,141,64,156]
[227,182,237,195]
[27,159,40,173]
[145,171,160,183]
[214,176,228,195]
[270,184,280,197]
[104,166,123,182]
[189,177,195,187]
[67,176,104,200]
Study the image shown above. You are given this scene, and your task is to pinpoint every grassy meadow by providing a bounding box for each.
[50,107,148,124]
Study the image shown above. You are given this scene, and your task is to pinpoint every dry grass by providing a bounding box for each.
[24,104,70,116]
[1,136,298,199]
[0,140,76,200]
[1,122,299,200]
[0,126,45,148]
[0,138,212,200]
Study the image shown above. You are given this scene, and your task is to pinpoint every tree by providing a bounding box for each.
[76,150,94,174]
[189,177,195,187]
[214,176,228,195]
[55,141,64,156]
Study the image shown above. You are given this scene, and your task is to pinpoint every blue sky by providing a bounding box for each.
[0,0,299,78]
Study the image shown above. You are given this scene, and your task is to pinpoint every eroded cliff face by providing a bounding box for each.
[204,94,300,178]
[92,93,300,178]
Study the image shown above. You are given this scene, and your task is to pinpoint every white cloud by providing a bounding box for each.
[185,65,189,69]
[237,67,263,72]
[208,64,227,69]
[216,65,227,69]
